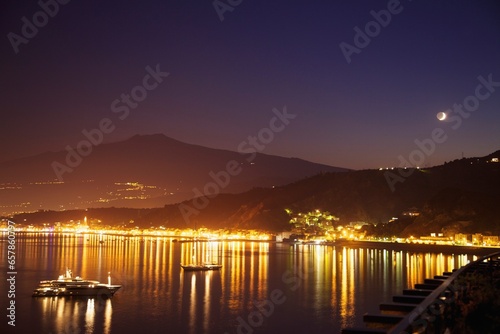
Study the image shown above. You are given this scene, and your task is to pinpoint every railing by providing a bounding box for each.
[341,250,500,334]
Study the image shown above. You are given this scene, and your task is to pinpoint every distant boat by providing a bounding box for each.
[180,263,222,271]
[180,238,222,271]
[32,269,121,297]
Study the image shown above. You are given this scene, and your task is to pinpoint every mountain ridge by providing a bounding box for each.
[0,133,348,215]
[143,149,500,233]
[7,149,500,238]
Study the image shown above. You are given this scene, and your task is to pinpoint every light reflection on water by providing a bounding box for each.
[37,296,112,334]
[1,232,493,334]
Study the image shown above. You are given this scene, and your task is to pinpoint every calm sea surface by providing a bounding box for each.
[1,233,497,334]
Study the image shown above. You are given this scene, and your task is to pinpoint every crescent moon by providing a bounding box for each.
[436,112,447,121]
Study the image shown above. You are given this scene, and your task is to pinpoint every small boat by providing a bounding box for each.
[180,237,222,271]
[32,269,121,297]
[180,263,222,271]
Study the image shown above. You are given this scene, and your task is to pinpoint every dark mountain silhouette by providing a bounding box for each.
[8,150,500,237]
[0,134,347,215]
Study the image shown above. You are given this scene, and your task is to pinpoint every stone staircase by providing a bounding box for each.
[341,252,500,334]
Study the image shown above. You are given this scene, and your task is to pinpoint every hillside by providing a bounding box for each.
[8,150,500,237]
[0,134,347,215]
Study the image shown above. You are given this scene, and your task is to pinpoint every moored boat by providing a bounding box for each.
[32,269,121,297]
[180,263,222,271]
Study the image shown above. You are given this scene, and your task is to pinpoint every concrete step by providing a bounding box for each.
[341,328,387,334]
[379,303,416,313]
[423,278,445,285]
[393,295,426,304]
[363,313,404,324]
[414,283,439,290]
[403,289,433,296]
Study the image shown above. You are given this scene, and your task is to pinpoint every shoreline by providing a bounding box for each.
[3,231,500,256]
[326,239,500,255]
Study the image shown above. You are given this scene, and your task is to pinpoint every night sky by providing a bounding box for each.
[2,0,499,170]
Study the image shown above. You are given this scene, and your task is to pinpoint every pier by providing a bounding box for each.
[341,251,500,334]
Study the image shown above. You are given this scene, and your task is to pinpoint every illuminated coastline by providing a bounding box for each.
[2,226,500,249]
